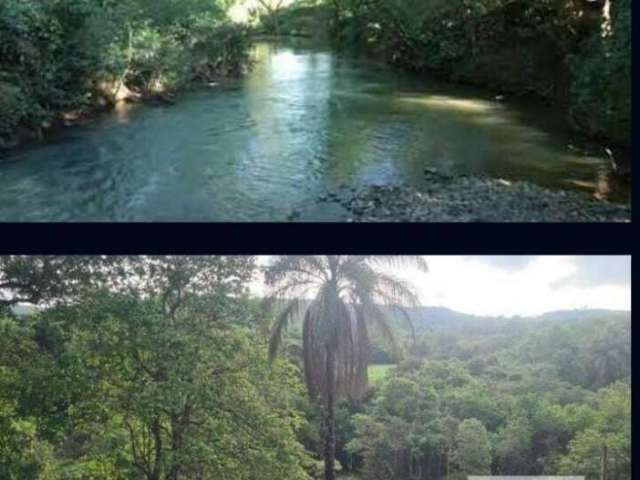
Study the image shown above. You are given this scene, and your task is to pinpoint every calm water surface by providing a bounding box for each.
[0,41,629,221]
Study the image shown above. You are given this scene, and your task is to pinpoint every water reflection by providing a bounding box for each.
[0,40,629,221]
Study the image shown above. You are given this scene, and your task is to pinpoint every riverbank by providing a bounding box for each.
[326,172,630,223]
[0,78,243,155]
[0,1,251,153]
[0,42,630,222]
[326,0,630,150]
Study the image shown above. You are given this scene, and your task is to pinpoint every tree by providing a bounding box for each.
[0,255,255,312]
[0,0,250,147]
[255,0,288,35]
[587,320,631,388]
[56,292,309,480]
[494,416,533,474]
[0,256,314,480]
[451,418,492,477]
[345,311,630,480]
[0,316,56,479]
[265,256,427,480]
[557,381,630,480]
[0,256,108,311]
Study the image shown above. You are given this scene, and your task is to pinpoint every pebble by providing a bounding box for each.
[329,175,630,222]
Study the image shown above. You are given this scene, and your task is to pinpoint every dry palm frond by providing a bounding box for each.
[268,297,303,362]
[264,255,427,406]
[361,255,429,273]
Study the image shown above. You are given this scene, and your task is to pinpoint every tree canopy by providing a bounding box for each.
[0,256,631,480]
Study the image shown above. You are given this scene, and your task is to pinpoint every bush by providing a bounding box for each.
[189,21,252,80]
[329,0,630,146]
[0,0,251,147]
[569,0,631,146]
[0,79,31,142]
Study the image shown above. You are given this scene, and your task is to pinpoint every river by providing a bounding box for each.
[0,40,629,221]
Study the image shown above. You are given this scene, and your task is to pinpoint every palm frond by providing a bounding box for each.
[302,284,368,405]
[266,255,426,407]
[350,305,370,401]
[373,272,421,307]
[303,288,332,401]
[390,304,417,344]
[365,255,429,274]
[359,296,401,362]
[264,277,317,306]
[264,256,328,286]
[338,261,376,298]
[268,298,303,363]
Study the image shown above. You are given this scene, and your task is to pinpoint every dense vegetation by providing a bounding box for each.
[346,312,631,479]
[265,256,427,480]
[261,0,631,148]
[0,256,632,479]
[0,256,315,479]
[0,0,250,148]
[1,0,630,156]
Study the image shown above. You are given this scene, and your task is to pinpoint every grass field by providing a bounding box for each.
[368,364,394,383]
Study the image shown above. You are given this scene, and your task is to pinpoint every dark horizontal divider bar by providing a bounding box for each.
[0,223,633,255]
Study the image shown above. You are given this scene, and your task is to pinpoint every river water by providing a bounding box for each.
[0,41,628,221]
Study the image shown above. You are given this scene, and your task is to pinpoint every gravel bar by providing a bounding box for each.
[324,172,630,223]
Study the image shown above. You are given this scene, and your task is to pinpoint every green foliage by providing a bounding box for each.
[0,317,56,479]
[0,79,33,140]
[0,258,631,480]
[189,22,253,79]
[0,401,53,480]
[367,364,393,384]
[452,418,492,477]
[326,0,630,146]
[493,416,533,474]
[347,313,631,479]
[265,256,427,480]
[255,3,334,38]
[0,0,250,147]
[0,257,312,480]
[556,381,631,480]
[569,0,631,144]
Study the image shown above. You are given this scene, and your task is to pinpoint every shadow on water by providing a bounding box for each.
[0,38,629,221]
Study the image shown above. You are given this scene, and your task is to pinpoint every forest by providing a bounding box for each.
[0,256,631,479]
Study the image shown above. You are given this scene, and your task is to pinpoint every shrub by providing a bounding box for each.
[0,0,251,147]
[569,0,631,146]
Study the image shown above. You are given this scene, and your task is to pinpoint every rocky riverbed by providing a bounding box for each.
[319,171,631,223]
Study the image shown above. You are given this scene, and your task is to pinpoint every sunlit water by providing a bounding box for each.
[0,41,629,221]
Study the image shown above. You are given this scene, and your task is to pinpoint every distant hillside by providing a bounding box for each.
[400,306,489,333]
[278,300,629,339]
[397,306,630,335]
[11,301,629,335]
[535,308,629,323]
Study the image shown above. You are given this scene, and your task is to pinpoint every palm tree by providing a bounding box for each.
[265,256,428,480]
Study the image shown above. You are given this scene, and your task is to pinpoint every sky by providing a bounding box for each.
[253,256,631,317]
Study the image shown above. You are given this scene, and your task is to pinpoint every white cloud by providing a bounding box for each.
[399,256,630,316]
[252,256,631,317]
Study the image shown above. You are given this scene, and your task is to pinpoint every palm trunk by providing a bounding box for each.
[323,346,336,480]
